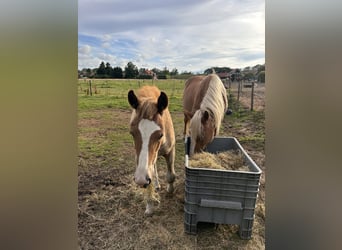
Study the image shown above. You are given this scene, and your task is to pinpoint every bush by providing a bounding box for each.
[257,71,265,83]
[157,74,167,79]
[137,74,153,79]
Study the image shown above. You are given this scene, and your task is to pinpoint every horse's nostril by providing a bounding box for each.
[143,177,151,188]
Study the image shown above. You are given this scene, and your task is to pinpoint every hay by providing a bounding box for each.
[189,152,223,169]
[144,182,160,204]
[189,150,249,171]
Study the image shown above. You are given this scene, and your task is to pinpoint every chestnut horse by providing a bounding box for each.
[183,74,228,156]
[128,86,176,215]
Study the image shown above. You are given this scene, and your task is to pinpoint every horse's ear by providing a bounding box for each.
[201,110,209,123]
[128,90,139,109]
[157,91,168,114]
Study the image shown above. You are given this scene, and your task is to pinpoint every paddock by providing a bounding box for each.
[78,79,265,249]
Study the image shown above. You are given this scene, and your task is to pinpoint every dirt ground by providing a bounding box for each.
[78,88,265,249]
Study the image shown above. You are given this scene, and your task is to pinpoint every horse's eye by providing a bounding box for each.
[159,133,164,139]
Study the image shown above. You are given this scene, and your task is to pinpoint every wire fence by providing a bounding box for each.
[226,80,265,112]
[78,78,265,112]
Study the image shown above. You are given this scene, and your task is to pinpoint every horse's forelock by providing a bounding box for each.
[137,101,158,120]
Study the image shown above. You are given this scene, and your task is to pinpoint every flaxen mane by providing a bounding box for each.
[191,74,228,138]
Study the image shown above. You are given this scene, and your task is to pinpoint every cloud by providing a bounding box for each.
[101,42,111,48]
[78,0,265,72]
[78,45,91,55]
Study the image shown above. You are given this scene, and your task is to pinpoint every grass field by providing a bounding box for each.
[78,78,265,249]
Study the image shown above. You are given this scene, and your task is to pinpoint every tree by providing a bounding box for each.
[204,67,231,75]
[170,68,178,77]
[139,68,147,75]
[204,68,214,75]
[243,72,255,81]
[257,71,265,83]
[124,62,139,78]
[105,62,113,77]
[112,66,123,78]
[158,66,169,79]
[96,61,106,76]
[162,66,169,75]
[151,68,161,75]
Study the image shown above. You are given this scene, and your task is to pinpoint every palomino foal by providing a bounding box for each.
[128,86,176,215]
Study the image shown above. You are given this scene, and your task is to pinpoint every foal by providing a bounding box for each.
[128,86,176,215]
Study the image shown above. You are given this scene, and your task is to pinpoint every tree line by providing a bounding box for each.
[78,61,181,79]
[78,61,265,82]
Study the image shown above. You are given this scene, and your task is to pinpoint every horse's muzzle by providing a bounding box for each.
[134,175,151,188]
[143,178,151,188]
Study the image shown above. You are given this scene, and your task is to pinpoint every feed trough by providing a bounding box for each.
[184,137,262,239]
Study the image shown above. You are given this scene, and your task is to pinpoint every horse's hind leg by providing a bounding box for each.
[165,147,176,194]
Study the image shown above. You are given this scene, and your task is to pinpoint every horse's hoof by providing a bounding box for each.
[144,209,153,216]
[154,183,161,191]
[226,109,233,115]
[167,184,174,194]
[144,206,154,216]
[144,202,155,216]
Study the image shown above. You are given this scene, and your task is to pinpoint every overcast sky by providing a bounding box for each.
[78,0,264,73]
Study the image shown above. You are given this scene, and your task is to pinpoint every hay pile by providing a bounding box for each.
[189,150,249,171]
[144,182,160,204]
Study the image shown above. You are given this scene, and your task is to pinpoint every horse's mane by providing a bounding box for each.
[191,74,228,137]
[190,110,205,139]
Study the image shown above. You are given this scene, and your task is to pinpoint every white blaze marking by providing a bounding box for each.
[137,119,160,176]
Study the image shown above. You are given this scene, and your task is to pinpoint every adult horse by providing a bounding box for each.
[128,86,176,215]
[183,74,228,156]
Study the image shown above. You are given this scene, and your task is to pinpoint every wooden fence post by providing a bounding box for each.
[237,80,241,102]
[250,81,255,111]
[89,80,92,96]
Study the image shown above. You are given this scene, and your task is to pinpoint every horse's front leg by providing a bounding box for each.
[164,147,176,194]
[153,163,161,191]
[144,163,160,216]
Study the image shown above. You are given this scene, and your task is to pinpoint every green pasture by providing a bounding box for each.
[78,78,265,248]
[78,79,186,111]
[78,78,188,169]
[78,78,265,167]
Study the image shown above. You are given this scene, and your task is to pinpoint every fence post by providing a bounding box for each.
[250,81,255,111]
[89,80,92,96]
[237,80,241,102]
